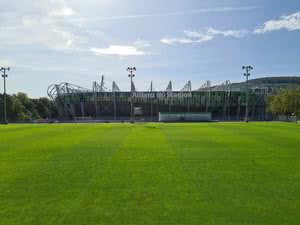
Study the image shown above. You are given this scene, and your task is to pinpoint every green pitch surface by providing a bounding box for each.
[0,123,299,225]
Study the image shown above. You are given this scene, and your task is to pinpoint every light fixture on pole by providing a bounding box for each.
[242,66,253,123]
[127,67,136,121]
[1,67,10,124]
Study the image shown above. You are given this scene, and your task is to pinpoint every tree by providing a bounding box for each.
[269,88,300,117]
[0,93,58,122]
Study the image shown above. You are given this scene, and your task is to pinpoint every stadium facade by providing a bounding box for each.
[48,77,269,121]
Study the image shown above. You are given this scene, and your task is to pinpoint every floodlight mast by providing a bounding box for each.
[127,67,136,121]
[1,67,10,124]
[242,66,253,122]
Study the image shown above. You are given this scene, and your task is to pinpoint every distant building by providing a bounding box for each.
[48,76,300,121]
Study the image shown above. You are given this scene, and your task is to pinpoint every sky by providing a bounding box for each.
[0,0,300,97]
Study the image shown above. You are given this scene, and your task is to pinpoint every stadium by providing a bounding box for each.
[47,75,272,121]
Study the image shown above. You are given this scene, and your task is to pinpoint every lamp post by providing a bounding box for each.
[242,66,253,122]
[127,67,136,122]
[1,67,10,124]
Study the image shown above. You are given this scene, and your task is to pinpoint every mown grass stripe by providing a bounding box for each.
[0,123,299,225]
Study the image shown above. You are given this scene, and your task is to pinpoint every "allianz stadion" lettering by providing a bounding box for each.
[132,92,192,99]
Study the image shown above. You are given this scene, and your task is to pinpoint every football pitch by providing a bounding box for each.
[0,123,299,225]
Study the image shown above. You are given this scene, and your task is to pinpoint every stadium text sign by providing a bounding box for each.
[133,92,192,99]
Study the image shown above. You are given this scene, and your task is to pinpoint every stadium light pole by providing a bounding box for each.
[1,67,10,124]
[242,66,253,123]
[127,67,136,122]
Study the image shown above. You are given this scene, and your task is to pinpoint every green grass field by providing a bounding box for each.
[0,123,299,225]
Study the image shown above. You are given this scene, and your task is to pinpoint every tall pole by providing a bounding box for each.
[242,66,253,123]
[150,81,153,120]
[127,67,136,122]
[113,91,116,121]
[1,67,10,124]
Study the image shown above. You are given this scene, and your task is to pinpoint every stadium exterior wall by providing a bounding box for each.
[159,112,212,122]
[54,91,267,121]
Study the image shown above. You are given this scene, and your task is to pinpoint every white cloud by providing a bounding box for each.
[161,27,246,45]
[90,45,150,56]
[160,37,213,45]
[13,16,83,50]
[205,27,247,38]
[49,7,75,17]
[66,39,73,47]
[184,30,214,39]
[161,12,300,46]
[0,59,15,67]
[134,39,152,48]
[254,12,300,33]
[0,0,90,53]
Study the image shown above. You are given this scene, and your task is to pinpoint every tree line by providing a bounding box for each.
[0,93,58,122]
[268,88,300,117]
[1,89,299,122]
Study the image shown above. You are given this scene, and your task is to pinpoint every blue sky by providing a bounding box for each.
[0,0,300,97]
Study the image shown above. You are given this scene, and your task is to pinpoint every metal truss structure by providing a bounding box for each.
[112,81,121,92]
[92,76,106,92]
[47,82,92,118]
[165,81,172,92]
[47,82,91,99]
[147,81,154,92]
[181,81,192,92]
[48,76,270,120]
